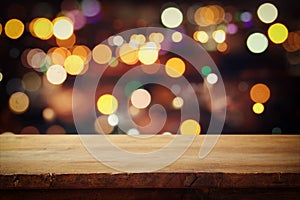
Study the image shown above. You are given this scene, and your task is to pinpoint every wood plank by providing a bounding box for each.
[0,134,299,190]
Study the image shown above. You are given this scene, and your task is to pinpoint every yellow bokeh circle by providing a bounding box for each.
[97,94,118,115]
[268,23,288,44]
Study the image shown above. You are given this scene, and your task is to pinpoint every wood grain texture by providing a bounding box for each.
[0,134,299,190]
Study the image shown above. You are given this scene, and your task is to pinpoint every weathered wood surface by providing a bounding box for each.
[0,134,299,191]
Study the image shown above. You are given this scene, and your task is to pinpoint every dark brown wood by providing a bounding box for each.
[0,134,299,199]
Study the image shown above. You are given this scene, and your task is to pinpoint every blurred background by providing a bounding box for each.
[0,0,299,134]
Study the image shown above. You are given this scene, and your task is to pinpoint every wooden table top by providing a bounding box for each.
[0,134,299,189]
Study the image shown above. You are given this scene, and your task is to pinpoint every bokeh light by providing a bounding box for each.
[112,35,124,46]
[161,7,183,28]
[92,44,112,64]
[22,72,41,92]
[127,128,140,135]
[56,33,76,48]
[172,96,184,109]
[46,64,67,85]
[272,127,282,134]
[97,94,118,115]
[194,5,225,27]
[53,16,74,40]
[149,32,164,43]
[180,119,201,135]
[94,115,114,134]
[250,83,271,103]
[131,89,151,109]
[108,114,119,126]
[252,103,264,114]
[207,73,218,84]
[119,43,139,65]
[246,32,268,53]
[9,92,30,114]
[138,42,159,65]
[72,45,92,64]
[4,19,24,39]
[165,57,185,78]
[171,31,183,43]
[64,55,84,75]
[217,42,228,52]
[240,12,252,22]
[268,23,288,44]
[212,30,226,43]
[81,0,101,17]
[43,107,56,122]
[196,31,209,43]
[227,23,238,35]
[32,18,53,40]
[282,31,300,52]
[201,66,212,76]
[257,3,278,24]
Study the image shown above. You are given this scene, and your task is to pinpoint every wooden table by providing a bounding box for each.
[0,134,299,199]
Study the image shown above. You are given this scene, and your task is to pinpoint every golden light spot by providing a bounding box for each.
[33,18,53,40]
[180,119,201,135]
[130,34,146,46]
[250,83,271,103]
[252,103,264,114]
[268,23,288,44]
[94,115,114,134]
[131,89,151,109]
[119,43,139,65]
[53,16,74,40]
[196,31,209,43]
[97,94,118,115]
[172,31,183,43]
[138,42,158,65]
[172,96,184,109]
[165,57,185,78]
[22,72,41,92]
[9,92,30,114]
[43,107,56,122]
[161,7,183,28]
[56,33,76,48]
[149,32,164,43]
[72,45,91,63]
[217,42,228,52]
[0,23,2,35]
[46,64,67,85]
[92,44,112,64]
[50,47,71,66]
[194,5,225,27]
[5,19,24,39]
[64,55,84,75]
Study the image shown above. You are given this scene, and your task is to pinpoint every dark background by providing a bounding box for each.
[0,0,299,134]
